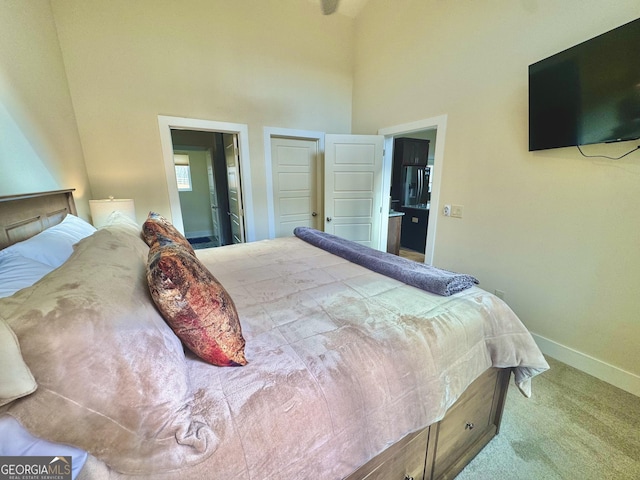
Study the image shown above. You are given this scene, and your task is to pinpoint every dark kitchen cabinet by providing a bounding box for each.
[396,137,430,166]
[401,206,428,252]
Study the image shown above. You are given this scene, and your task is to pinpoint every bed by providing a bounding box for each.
[0,190,549,480]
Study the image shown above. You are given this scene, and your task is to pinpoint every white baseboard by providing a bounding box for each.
[532,333,640,397]
[185,230,213,239]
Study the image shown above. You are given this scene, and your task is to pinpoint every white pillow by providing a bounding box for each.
[54,213,97,240]
[0,251,55,298]
[0,415,87,480]
[2,214,96,268]
[0,318,37,407]
[103,210,141,232]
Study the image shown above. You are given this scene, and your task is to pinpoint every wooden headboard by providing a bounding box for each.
[0,189,77,249]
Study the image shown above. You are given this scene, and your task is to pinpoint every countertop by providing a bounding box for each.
[402,203,430,211]
[389,210,405,217]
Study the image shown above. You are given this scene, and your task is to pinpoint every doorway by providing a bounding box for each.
[379,115,448,265]
[170,130,238,247]
[158,116,255,242]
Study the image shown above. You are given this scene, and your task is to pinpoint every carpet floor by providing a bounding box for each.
[455,356,640,479]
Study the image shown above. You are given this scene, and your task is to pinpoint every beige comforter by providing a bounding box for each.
[1,223,548,479]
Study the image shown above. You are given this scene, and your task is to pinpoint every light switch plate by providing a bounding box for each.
[451,205,463,218]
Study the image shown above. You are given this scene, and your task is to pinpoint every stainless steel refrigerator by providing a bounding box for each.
[402,165,431,208]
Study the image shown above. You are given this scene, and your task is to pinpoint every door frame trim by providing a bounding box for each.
[378,114,448,265]
[263,127,325,239]
[158,115,255,241]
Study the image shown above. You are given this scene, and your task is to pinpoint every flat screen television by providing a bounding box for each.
[529,18,640,151]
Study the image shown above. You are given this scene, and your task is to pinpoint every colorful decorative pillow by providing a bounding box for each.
[141,212,195,255]
[146,240,247,367]
[0,318,37,407]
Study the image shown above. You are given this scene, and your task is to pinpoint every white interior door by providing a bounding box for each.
[223,133,245,244]
[270,137,321,237]
[324,134,385,249]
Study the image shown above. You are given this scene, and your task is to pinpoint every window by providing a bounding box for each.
[174,154,192,191]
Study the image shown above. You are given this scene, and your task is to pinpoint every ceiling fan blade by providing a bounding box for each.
[321,0,339,15]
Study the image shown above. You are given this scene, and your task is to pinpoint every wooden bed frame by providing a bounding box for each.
[0,189,77,249]
[0,190,511,480]
[347,367,510,480]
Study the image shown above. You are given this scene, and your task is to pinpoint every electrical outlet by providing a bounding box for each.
[451,205,463,218]
[494,289,505,299]
[443,204,451,216]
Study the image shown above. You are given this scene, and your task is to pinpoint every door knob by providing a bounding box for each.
[312,212,317,217]
[326,217,332,222]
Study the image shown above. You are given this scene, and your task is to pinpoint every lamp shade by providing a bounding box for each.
[89,197,136,228]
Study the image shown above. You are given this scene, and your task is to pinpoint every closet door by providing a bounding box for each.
[270,136,322,237]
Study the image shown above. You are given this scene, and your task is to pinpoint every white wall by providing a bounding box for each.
[176,149,214,237]
[353,0,640,393]
[0,0,90,217]
[50,0,354,237]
